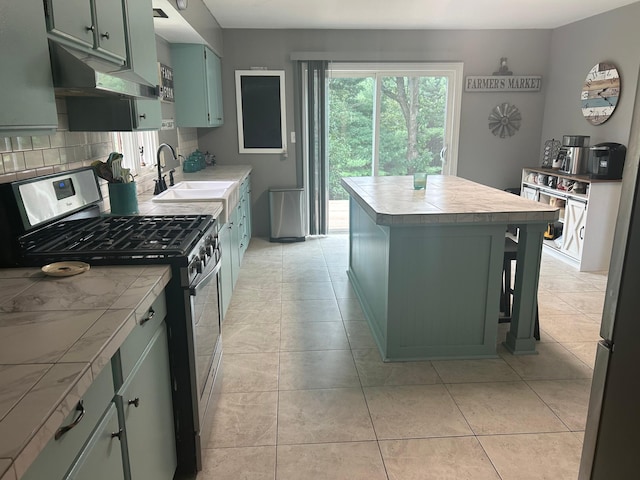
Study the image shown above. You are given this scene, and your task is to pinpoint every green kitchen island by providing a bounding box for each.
[341,175,559,361]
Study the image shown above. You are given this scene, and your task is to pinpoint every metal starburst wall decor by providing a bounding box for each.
[488,102,522,138]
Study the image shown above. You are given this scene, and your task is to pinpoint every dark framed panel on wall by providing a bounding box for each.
[235,70,287,154]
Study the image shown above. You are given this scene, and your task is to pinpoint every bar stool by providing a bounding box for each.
[500,236,541,340]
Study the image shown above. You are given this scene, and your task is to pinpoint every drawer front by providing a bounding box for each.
[21,363,115,480]
[119,293,167,382]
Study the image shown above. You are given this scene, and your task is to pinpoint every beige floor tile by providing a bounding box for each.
[281,299,341,322]
[198,446,276,480]
[279,321,349,351]
[336,297,366,321]
[432,358,521,383]
[231,282,282,303]
[499,342,593,380]
[478,432,583,480]
[281,281,336,300]
[343,321,378,349]
[364,384,472,439]
[282,256,326,270]
[562,341,598,368]
[327,265,349,282]
[330,280,356,299]
[446,381,568,435]
[276,442,387,480]
[206,392,278,448]
[277,388,375,444]
[219,353,279,393]
[540,314,601,342]
[222,323,281,353]
[555,291,606,315]
[282,266,330,283]
[527,379,592,431]
[244,238,283,256]
[538,292,581,317]
[380,437,500,480]
[224,301,282,325]
[237,268,283,284]
[538,275,602,293]
[279,350,359,390]
[353,348,440,386]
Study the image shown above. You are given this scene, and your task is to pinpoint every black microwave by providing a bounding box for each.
[588,143,626,180]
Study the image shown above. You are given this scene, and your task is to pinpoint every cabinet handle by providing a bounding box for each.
[140,306,155,325]
[579,226,585,240]
[86,25,95,32]
[111,429,123,440]
[101,31,110,39]
[139,113,146,119]
[128,397,140,408]
[54,401,85,440]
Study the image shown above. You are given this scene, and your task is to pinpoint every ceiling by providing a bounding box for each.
[201,0,638,30]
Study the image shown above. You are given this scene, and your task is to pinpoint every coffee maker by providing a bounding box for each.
[588,143,626,179]
[557,135,590,175]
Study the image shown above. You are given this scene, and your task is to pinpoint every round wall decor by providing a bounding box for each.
[581,63,620,125]
[488,103,521,138]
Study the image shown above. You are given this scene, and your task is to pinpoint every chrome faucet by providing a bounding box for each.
[155,143,177,194]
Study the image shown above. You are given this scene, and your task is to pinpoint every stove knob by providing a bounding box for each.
[200,246,208,261]
[190,256,203,274]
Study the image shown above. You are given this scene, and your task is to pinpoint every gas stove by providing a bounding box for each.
[0,168,214,268]
[19,214,214,266]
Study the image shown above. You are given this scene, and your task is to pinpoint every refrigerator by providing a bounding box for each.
[579,72,640,479]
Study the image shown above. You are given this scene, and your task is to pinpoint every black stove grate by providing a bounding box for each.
[20,214,215,263]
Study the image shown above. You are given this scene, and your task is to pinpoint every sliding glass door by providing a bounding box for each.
[326,63,463,231]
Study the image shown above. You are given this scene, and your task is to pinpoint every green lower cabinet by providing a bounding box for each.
[117,324,176,480]
[65,404,125,480]
[230,207,241,288]
[219,222,233,319]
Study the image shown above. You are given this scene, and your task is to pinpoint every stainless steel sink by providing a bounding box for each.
[152,180,239,224]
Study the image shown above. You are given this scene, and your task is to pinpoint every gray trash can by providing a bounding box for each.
[269,187,305,242]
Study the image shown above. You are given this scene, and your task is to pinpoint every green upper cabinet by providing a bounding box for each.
[0,0,57,136]
[64,0,162,131]
[45,0,127,65]
[171,44,224,128]
[124,0,161,130]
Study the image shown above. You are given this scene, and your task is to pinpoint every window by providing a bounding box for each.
[327,62,463,201]
[111,131,159,179]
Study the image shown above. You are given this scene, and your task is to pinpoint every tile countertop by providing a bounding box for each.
[341,175,560,226]
[135,165,252,222]
[0,265,172,480]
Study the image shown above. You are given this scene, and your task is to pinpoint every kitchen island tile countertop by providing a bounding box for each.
[0,265,172,480]
[341,175,559,362]
[341,174,559,225]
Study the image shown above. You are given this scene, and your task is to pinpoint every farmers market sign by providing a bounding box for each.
[465,75,542,92]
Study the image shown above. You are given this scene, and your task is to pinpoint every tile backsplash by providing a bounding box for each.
[0,98,197,203]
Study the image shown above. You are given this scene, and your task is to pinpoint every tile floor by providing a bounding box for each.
[198,235,604,480]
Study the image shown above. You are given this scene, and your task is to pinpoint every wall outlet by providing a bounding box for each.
[290,131,296,144]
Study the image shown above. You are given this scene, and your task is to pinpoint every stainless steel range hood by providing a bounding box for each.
[49,41,158,99]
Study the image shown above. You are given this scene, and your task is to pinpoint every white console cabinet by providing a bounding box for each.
[521,168,622,272]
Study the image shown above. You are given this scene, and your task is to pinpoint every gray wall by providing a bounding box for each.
[541,2,640,148]
[199,29,553,236]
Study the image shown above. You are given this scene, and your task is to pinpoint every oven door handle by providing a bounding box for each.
[190,257,222,294]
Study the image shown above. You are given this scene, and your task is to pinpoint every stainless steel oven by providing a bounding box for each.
[0,167,222,476]
[182,232,222,450]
